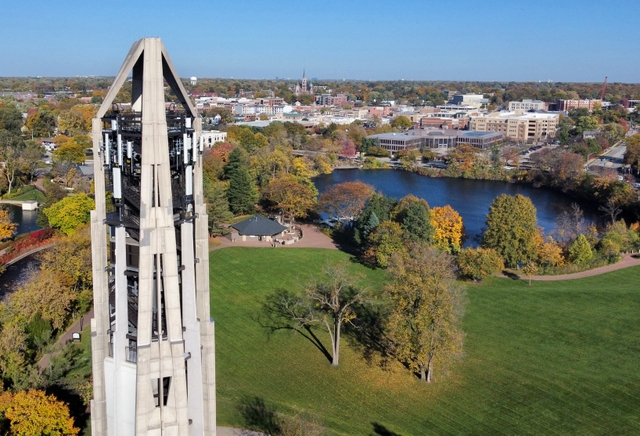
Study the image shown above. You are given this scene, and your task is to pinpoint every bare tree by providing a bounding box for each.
[599,199,622,224]
[261,263,368,366]
[554,203,588,247]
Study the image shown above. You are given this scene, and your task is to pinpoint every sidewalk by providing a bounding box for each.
[507,253,640,281]
[38,309,93,371]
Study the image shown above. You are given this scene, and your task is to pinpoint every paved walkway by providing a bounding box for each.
[2,243,53,266]
[210,223,338,251]
[216,428,267,436]
[34,176,46,193]
[506,253,640,281]
[38,309,93,371]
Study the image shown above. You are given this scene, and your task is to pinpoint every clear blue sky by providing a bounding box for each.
[1,0,638,82]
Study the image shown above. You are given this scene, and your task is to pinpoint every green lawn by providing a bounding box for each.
[210,247,640,435]
[7,186,46,202]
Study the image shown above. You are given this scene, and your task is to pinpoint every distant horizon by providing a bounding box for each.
[2,0,638,82]
[1,76,637,86]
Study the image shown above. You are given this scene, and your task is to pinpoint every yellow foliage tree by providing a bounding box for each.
[263,174,317,220]
[430,205,464,253]
[535,232,565,267]
[0,208,17,240]
[0,389,79,435]
[290,157,314,179]
[9,269,77,330]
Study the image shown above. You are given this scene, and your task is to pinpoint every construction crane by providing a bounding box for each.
[600,76,608,101]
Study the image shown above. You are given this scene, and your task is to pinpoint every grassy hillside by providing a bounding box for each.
[210,247,640,435]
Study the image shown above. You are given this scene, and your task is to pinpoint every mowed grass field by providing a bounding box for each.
[210,247,640,435]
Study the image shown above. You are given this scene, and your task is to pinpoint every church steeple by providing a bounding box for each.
[301,68,307,92]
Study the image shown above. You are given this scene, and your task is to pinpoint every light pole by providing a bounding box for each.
[586,152,598,170]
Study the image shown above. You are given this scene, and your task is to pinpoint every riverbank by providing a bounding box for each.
[371,154,638,223]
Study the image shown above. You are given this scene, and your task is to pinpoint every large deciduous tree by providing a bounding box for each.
[384,243,464,382]
[0,143,29,195]
[481,194,538,268]
[391,194,433,243]
[262,174,317,220]
[57,105,95,135]
[624,133,640,174]
[0,105,24,136]
[53,141,85,164]
[364,221,405,268]
[318,181,374,223]
[25,107,56,138]
[43,194,95,236]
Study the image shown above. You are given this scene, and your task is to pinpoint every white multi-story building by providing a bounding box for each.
[470,111,559,142]
[508,99,546,111]
[200,130,228,147]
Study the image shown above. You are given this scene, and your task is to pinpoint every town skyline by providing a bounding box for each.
[2,0,638,82]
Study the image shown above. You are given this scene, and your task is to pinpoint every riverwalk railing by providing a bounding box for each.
[0,228,54,267]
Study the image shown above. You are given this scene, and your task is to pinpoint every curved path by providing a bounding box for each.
[2,242,53,266]
[507,253,640,281]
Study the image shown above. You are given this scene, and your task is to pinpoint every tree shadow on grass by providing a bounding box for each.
[45,385,89,433]
[502,270,521,280]
[345,303,393,368]
[256,288,333,364]
[371,422,403,436]
[237,396,280,435]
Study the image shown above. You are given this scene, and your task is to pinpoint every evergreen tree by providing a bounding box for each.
[224,147,258,215]
[568,234,593,264]
[362,211,380,240]
[226,167,258,215]
[400,202,433,243]
[203,177,232,231]
[353,193,396,245]
[223,147,249,179]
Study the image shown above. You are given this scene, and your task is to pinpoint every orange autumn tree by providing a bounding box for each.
[318,181,374,223]
[430,205,464,253]
[0,389,79,435]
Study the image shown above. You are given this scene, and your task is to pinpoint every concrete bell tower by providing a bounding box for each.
[89,38,216,436]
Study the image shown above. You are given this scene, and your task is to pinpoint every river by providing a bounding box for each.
[5,204,40,236]
[313,169,600,246]
[0,204,42,296]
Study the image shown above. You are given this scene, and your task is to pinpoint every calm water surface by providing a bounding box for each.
[0,205,41,295]
[5,204,40,235]
[313,169,599,246]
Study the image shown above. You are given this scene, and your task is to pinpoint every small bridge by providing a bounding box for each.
[0,200,39,210]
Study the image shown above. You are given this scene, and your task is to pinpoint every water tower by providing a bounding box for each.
[89,38,216,436]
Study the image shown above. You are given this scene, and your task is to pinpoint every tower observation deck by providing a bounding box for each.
[89,38,216,436]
